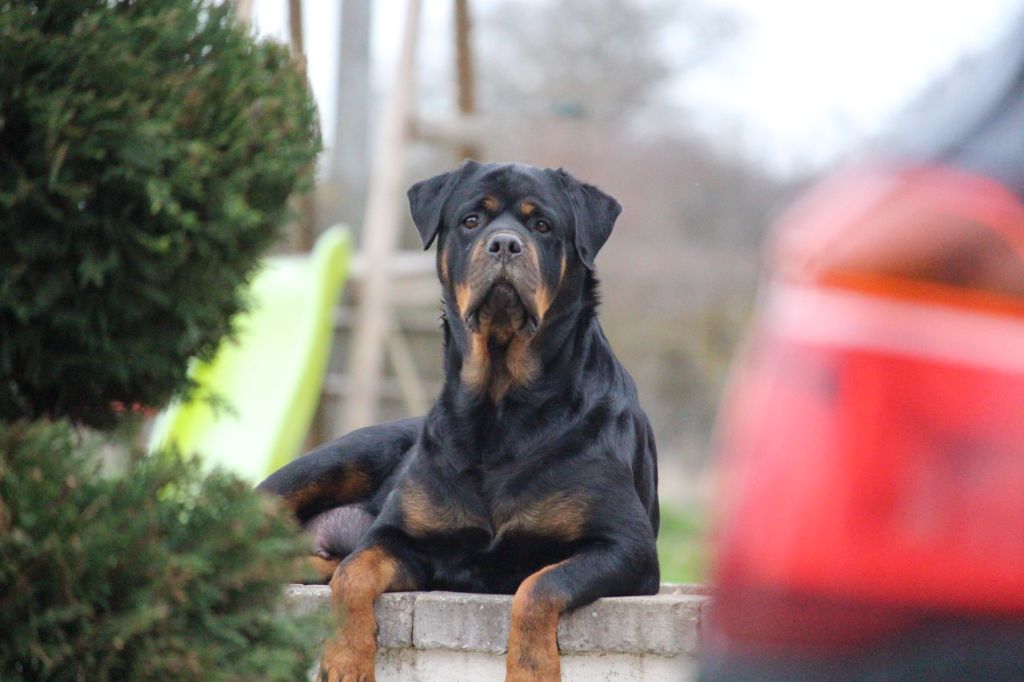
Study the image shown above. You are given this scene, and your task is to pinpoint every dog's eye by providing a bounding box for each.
[535,219,551,234]
[462,214,481,229]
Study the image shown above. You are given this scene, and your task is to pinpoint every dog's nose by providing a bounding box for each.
[486,232,524,262]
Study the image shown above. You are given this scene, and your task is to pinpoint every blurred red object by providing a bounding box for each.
[711,163,1024,646]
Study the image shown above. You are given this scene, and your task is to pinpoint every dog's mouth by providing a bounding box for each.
[464,278,540,337]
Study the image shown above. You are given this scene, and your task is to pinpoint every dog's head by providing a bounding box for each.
[407,161,621,399]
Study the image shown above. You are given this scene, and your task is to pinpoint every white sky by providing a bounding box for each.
[253,0,1023,173]
[678,0,1023,171]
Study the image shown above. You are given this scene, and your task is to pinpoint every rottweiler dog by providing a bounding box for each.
[259,161,660,682]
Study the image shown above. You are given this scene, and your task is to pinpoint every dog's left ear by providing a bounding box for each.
[558,170,622,270]
[407,160,478,250]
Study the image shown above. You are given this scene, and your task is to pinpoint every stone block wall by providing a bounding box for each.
[284,583,711,681]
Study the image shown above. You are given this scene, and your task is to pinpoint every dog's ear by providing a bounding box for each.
[557,170,621,270]
[407,160,478,250]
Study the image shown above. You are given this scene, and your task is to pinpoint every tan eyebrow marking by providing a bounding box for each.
[482,195,499,212]
[519,201,536,217]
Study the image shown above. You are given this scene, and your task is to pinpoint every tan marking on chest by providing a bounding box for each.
[461,327,539,402]
[461,331,493,394]
[494,491,589,542]
[400,481,487,537]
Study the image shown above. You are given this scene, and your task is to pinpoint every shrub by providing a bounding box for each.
[0,0,321,427]
[0,420,323,681]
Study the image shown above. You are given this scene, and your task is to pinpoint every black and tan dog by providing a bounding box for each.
[259,161,660,681]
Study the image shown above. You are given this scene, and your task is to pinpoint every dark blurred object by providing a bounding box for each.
[701,14,1024,681]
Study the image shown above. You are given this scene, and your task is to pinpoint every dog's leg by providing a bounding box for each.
[505,542,659,682]
[506,561,567,682]
[318,543,422,682]
[258,418,422,522]
[258,418,421,584]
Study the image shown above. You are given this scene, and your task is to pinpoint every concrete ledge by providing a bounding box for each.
[284,583,711,681]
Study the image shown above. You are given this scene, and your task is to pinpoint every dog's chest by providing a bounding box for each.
[485,487,588,543]
[430,485,587,593]
[451,456,587,541]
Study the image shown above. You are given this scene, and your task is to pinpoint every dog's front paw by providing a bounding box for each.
[318,637,376,682]
[506,662,560,682]
[506,646,561,682]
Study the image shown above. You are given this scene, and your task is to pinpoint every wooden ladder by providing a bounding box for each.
[339,0,480,433]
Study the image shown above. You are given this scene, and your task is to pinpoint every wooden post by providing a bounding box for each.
[342,0,422,432]
[453,0,479,160]
[234,0,253,27]
[288,0,305,61]
[288,0,316,252]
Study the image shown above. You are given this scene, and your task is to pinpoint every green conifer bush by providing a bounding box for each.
[0,420,323,680]
[0,0,321,427]
[0,2,326,677]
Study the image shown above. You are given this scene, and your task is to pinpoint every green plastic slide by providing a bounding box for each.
[148,226,351,483]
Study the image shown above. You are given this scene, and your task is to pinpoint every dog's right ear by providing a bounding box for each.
[407,160,478,250]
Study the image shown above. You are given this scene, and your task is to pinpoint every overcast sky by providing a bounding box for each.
[253,0,1023,173]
